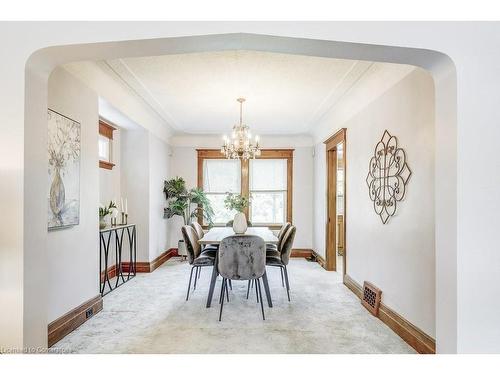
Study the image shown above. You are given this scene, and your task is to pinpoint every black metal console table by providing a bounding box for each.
[99,224,137,296]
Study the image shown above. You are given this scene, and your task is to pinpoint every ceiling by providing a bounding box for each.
[103,51,376,135]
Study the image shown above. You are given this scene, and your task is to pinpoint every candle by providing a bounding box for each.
[121,197,124,213]
[125,199,128,214]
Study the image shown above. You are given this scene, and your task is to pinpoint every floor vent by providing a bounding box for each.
[362,281,382,316]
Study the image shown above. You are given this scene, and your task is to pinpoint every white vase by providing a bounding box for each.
[233,212,248,234]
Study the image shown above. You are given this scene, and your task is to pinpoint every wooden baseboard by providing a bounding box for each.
[100,264,117,283]
[343,274,436,354]
[311,250,327,269]
[291,248,313,258]
[122,248,178,273]
[48,295,103,347]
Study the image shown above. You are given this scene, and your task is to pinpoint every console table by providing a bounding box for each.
[99,224,137,296]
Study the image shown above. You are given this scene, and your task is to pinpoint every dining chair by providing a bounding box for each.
[181,225,216,301]
[190,221,219,281]
[191,221,205,240]
[217,235,267,321]
[265,225,296,301]
[266,222,291,256]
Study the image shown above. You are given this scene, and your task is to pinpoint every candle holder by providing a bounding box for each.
[111,217,117,226]
[124,213,128,225]
[121,212,125,225]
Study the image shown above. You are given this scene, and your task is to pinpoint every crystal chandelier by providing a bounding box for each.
[221,98,261,160]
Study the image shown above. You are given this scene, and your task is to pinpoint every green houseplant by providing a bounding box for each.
[224,193,251,213]
[99,200,117,229]
[224,193,251,233]
[163,177,214,256]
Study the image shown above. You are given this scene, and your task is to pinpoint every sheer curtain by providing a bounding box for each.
[249,159,287,224]
[203,159,241,224]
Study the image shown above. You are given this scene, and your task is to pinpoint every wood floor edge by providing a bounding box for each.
[343,274,436,354]
[48,295,103,347]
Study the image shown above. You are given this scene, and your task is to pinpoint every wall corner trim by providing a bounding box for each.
[343,274,436,354]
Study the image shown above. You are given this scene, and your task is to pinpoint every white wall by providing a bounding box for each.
[121,128,172,262]
[120,128,150,262]
[148,134,171,261]
[167,142,314,249]
[167,147,198,248]
[313,68,435,337]
[47,68,100,322]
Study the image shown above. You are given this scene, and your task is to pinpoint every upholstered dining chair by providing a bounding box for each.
[217,235,267,321]
[181,225,216,301]
[190,221,219,280]
[265,225,296,301]
[266,222,291,256]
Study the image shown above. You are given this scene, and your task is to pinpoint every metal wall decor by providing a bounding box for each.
[366,130,412,224]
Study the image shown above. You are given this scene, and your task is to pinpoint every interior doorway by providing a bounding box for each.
[325,128,346,274]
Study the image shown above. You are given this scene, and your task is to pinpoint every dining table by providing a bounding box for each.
[199,227,279,308]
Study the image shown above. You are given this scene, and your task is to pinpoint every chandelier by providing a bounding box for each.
[221,98,261,160]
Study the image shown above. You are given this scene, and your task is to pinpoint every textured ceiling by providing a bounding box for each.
[104,51,375,135]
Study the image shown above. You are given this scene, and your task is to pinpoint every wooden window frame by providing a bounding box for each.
[197,149,294,229]
[99,120,116,170]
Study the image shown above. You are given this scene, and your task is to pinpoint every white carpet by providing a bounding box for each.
[53,258,415,354]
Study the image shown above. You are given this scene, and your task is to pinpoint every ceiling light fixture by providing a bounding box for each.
[221,98,261,160]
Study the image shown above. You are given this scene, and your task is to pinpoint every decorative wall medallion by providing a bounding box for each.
[366,130,411,224]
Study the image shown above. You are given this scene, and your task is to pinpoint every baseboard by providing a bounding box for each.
[100,264,117,283]
[311,250,327,269]
[122,248,178,273]
[291,248,313,257]
[343,274,436,354]
[48,295,103,347]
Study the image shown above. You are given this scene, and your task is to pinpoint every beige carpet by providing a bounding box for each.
[53,258,415,354]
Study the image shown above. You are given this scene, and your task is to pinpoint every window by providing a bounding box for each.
[98,120,116,170]
[249,159,287,225]
[203,159,241,225]
[197,149,293,228]
[98,135,110,161]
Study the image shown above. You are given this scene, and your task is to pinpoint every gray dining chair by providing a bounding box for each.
[181,225,216,301]
[217,235,267,321]
[266,222,291,256]
[265,225,296,301]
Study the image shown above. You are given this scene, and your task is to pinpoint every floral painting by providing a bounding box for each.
[47,109,81,229]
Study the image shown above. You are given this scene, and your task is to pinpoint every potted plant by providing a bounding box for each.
[163,177,214,256]
[224,193,251,233]
[99,200,117,230]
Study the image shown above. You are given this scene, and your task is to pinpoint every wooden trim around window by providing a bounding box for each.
[99,160,115,170]
[99,119,116,170]
[196,149,294,226]
[99,120,116,140]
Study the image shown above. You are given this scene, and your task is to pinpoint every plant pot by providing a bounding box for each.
[178,239,187,256]
[233,212,248,234]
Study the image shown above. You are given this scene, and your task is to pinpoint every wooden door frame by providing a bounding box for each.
[324,128,347,273]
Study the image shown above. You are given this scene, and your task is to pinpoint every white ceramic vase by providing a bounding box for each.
[233,212,248,234]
